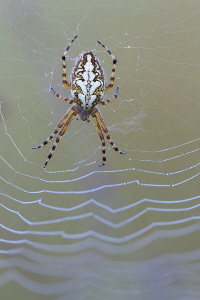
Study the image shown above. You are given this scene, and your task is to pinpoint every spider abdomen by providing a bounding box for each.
[71,52,105,110]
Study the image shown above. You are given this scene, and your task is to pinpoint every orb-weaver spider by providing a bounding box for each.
[32,35,127,168]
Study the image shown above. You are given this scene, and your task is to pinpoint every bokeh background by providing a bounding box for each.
[1,1,200,299]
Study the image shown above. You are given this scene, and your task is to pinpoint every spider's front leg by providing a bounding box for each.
[32,105,77,168]
[91,112,106,167]
[32,106,76,150]
[97,109,127,155]
[43,113,77,168]
[91,107,127,166]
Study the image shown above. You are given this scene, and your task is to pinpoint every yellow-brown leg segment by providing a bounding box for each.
[91,112,106,167]
[32,106,77,150]
[93,107,127,156]
[43,107,78,168]
[62,35,78,89]
[51,87,74,104]
[32,105,78,168]
[99,86,119,105]
[97,40,117,92]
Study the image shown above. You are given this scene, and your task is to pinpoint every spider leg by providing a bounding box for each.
[93,107,127,155]
[91,111,106,167]
[43,107,78,168]
[99,86,119,105]
[97,40,117,92]
[32,105,76,150]
[51,87,74,104]
[62,35,78,90]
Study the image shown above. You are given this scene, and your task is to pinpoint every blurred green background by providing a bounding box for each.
[1,1,200,299]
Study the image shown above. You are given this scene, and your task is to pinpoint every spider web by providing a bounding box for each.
[1,1,200,299]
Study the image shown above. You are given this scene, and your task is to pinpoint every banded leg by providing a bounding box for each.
[93,107,127,155]
[91,112,106,167]
[97,40,117,92]
[99,86,119,105]
[51,87,74,104]
[43,108,78,168]
[32,105,77,150]
[62,35,78,89]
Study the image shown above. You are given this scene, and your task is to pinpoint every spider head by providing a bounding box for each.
[75,105,91,122]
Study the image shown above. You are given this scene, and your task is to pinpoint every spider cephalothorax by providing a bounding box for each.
[32,35,126,168]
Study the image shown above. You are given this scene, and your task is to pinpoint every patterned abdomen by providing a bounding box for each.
[71,52,105,109]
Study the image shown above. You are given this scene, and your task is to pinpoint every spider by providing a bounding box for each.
[32,35,127,168]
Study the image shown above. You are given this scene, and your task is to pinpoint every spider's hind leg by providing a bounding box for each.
[62,35,78,90]
[97,40,117,92]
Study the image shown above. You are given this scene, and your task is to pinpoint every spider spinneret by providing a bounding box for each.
[32,35,127,168]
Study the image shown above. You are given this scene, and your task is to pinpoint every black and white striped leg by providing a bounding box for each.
[51,87,74,104]
[43,108,77,168]
[97,40,117,92]
[91,112,106,167]
[93,107,127,155]
[62,35,78,89]
[99,86,119,105]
